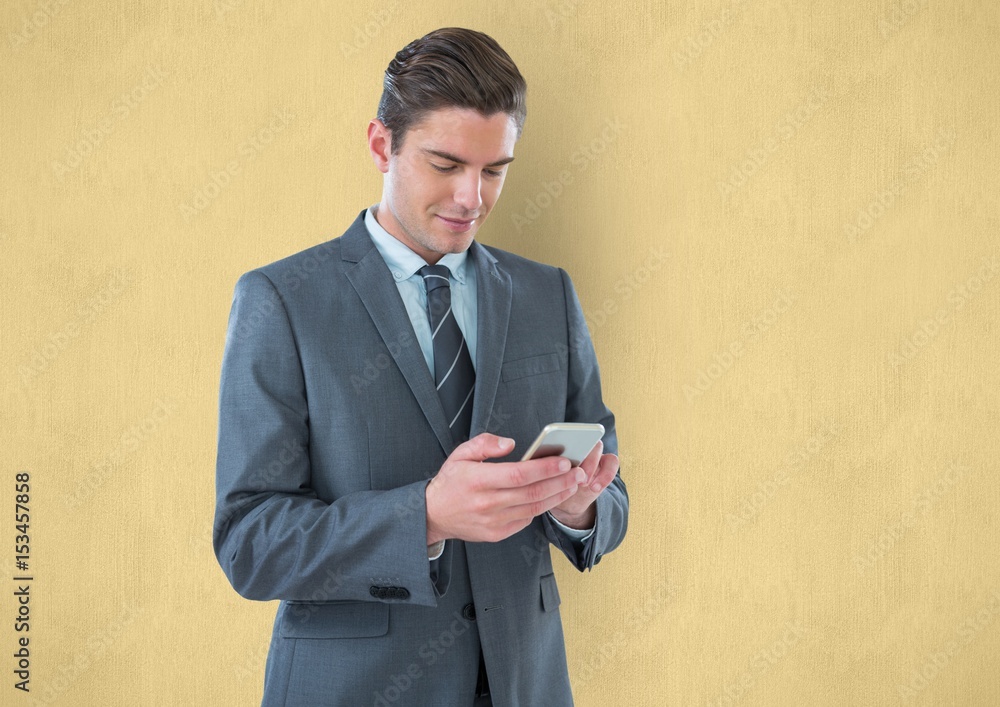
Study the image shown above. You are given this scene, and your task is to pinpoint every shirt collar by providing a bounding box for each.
[364,204,469,284]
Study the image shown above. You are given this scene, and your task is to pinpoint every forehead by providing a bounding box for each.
[407,107,517,157]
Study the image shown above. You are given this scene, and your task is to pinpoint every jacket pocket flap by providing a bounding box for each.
[502,352,561,382]
[280,601,390,639]
[540,573,561,612]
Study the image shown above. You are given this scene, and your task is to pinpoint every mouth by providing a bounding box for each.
[437,215,475,226]
[436,214,477,233]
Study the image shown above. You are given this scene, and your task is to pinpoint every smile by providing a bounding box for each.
[436,215,476,232]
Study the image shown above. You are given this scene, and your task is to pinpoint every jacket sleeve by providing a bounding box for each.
[540,267,630,571]
[212,271,449,606]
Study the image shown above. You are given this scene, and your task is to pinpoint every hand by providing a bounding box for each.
[547,440,619,530]
[425,433,587,545]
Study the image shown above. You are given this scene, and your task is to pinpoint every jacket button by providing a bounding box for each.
[462,603,476,621]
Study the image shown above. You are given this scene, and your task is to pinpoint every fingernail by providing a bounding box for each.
[575,469,587,483]
[500,437,514,448]
[559,459,571,471]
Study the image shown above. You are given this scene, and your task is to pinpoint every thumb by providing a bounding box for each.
[451,432,515,462]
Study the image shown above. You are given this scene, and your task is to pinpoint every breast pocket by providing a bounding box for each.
[280,601,390,639]
[497,352,567,439]
[501,352,562,382]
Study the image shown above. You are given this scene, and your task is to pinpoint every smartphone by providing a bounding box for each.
[520,422,605,467]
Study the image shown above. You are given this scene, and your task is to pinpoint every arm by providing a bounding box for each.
[541,267,629,571]
[213,271,448,606]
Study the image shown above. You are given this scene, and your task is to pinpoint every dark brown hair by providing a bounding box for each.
[377,27,527,155]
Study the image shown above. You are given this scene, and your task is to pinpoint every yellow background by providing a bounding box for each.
[3,0,999,704]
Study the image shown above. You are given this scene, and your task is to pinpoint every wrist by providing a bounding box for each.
[549,504,595,530]
[425,478,446,546]
[427,526,445,546]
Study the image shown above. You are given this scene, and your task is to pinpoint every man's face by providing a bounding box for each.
[368,107,518,265]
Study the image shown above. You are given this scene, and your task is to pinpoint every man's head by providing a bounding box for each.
[367,27,527,264]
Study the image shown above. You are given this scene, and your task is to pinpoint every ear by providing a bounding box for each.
[367,119,392,174]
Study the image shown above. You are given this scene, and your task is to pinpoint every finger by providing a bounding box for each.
[502,479,582,523]
[451,433,516,463]
[493,456,575,490]
[579,440,604,482]
[493,465,585,509]
[589,453,619,493]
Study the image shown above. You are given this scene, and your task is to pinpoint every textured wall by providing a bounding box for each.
[3,0,998,705]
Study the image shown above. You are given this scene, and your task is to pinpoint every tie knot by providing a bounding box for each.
[419,264,451,293]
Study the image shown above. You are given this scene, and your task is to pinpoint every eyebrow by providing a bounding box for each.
[421,148,515,168]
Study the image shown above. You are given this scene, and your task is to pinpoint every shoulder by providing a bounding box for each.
[233,210,368,295]
[476,241,566,282]
[473,242,577,311]
[264,237,340,279]
[236,238,340,296]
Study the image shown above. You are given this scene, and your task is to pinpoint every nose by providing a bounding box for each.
[453,170,483,214]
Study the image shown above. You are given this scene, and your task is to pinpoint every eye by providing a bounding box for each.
[431,164,455,172]
[484,169,504,178]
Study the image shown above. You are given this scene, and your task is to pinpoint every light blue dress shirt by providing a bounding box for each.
[364,205,478,376]
[363,205,595,559]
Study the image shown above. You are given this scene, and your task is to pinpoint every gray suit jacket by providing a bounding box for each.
[213,209,628,706]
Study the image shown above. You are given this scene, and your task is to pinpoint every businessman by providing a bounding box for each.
[214,27,628,706]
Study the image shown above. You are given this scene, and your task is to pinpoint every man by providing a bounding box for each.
[214,27,628,706]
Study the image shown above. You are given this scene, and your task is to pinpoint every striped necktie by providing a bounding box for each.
[419,264,476,445]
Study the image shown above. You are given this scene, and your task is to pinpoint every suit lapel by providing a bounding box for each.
[468,239,511,440]
[342,212,455,455]
[341,211,512,456]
